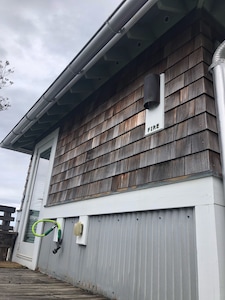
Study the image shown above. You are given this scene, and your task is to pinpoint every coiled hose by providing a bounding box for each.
[32,219,62,254]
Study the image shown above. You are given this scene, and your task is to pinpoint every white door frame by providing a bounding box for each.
[13,129,58,269]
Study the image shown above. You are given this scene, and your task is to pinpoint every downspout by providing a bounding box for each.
[210,40,225,196]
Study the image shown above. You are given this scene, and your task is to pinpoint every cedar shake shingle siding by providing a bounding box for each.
[47,17,221,205]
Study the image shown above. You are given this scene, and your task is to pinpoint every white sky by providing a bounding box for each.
[0,0,123,209]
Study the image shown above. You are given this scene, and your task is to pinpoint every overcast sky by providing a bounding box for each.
[0,0,123,209]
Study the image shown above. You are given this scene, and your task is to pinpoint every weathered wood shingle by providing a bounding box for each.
[47,16,222,205]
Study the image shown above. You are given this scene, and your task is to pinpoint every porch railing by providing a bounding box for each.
[0,205,18,261]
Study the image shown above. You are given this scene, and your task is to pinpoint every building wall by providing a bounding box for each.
[47,16,221,206]
[37,176,225,299]
[35,12,225,300]
[38,207,198,300]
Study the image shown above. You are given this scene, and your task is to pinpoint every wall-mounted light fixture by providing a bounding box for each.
[74,216,89,246]
[144,73,160,109]
[74,222,83,236]
[144,73,165,135]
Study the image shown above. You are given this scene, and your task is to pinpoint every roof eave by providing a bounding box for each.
[1,0,224,153]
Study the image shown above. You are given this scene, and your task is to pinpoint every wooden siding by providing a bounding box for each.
[47,17,222,205]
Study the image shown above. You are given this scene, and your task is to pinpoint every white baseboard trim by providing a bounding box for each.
[41,176,224,219]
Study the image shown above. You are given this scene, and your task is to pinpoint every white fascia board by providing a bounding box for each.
[41,176,224,219]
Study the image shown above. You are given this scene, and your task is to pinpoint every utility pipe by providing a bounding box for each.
[210,40,225,197]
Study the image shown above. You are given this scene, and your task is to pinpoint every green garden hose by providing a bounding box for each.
[32,219,62,243]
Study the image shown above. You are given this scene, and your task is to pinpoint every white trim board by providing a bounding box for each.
[195,204,225,299]
[42,176,224,219]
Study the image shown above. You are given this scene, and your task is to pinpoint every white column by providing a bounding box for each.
[195,204,225,300]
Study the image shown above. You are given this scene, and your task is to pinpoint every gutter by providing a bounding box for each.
[1,0,158,150]
[209,40,225,196]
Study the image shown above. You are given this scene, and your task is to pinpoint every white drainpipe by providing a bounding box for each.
[210,40,225,196]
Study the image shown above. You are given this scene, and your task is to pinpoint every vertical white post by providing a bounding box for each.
[195,204,225,299]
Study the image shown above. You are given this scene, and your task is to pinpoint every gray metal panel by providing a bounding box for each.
[38,208,198,300]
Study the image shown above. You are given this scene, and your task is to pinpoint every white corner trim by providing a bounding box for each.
[195,204,225,300]
[41,176,224,219]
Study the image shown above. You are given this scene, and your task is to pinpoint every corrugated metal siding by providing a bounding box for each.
[38,208,198,300]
